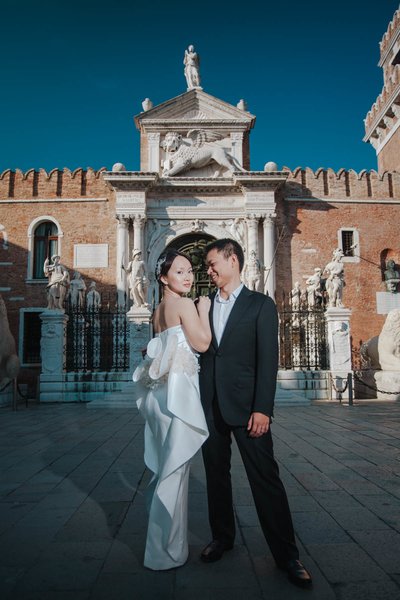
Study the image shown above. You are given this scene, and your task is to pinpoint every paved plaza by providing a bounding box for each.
[0,400,400,600]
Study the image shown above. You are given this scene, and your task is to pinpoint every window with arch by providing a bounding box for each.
[32,221,59,279]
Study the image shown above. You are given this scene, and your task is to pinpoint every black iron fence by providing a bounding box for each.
[65,291,329,373]
[65,298,129,372]
[278,292,328,370]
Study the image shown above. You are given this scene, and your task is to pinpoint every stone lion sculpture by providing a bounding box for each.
[161,130,246,177]
[0,294,20,388]
[361,309,400,370]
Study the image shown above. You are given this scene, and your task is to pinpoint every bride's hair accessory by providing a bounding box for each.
[155,254,167,281]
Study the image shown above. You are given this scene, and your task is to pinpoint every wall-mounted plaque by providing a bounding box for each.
[376,291,400,314]
[74,244,108,268]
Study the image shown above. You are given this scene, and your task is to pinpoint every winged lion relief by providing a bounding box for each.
[160,130,246,178]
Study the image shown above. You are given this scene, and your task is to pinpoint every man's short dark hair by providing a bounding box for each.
[205,238,245,272]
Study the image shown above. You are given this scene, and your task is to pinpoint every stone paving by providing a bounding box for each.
[1,401,400,600]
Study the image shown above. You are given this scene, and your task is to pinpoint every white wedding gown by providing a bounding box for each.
[133,325,209,570]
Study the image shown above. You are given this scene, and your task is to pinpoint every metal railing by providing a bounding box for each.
[65,298,129,372]
[278,292,328,370]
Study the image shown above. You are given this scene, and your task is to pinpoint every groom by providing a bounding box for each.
[199,238,312,588]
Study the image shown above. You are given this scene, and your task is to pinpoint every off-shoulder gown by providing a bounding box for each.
[133,325,209,570]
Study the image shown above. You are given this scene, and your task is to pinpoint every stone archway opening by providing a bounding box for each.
[162,232,216,298]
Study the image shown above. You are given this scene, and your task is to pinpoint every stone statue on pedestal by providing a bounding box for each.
[324,249,345,308]
[184,45,201,90]
[305,268,322,307]
[384,259,400,293]
[86,281,101,309]
[68,271,86,308]
[243,250,261,291]
[124,249,149,308]
[44,255,70,310]
[291,282,301,311]
[291,282,302,328]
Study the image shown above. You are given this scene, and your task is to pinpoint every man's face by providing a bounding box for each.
[206,248,238,289]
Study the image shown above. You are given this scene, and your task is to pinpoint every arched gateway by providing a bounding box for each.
[161,233,215,299]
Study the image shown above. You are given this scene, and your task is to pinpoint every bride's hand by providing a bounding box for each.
[196,296,211,314]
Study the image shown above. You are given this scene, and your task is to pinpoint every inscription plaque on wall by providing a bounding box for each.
[376,291,400,314]
[74,244,108,268]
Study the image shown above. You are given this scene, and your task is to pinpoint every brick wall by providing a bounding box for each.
[0,169,117,351]
[277,168,400,348]
[378,134,400,173]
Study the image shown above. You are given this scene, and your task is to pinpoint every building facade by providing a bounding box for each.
[1,9,400,401]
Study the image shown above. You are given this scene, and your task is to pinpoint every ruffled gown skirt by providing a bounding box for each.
[134,326,208,570]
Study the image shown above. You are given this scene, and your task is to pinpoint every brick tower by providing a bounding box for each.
[364,7,400,173]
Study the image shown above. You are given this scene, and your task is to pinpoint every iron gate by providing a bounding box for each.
[65,299,129,372]
[278,293,328,370]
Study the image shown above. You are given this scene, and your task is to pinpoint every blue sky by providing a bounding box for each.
[1,0,399,173]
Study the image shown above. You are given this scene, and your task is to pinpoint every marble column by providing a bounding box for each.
[116,215,129,306]
[246,214,259,256]
[133,215,146,257]
[39,310,68,402]
[263,213,276,299]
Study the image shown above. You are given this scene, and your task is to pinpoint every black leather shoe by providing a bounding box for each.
[200,540,233,563]
[278,559,312,588]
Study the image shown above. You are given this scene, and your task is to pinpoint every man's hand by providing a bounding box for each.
[247,412,270,438]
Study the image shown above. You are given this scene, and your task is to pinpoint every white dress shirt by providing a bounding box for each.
[213,283,244,345]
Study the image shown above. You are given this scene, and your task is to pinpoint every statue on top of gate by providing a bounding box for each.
[184,45,202,90]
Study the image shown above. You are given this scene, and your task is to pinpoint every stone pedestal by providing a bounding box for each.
[39,310,68,402]
[126,306,152,375]
[374,371,400,400]
[325,307,352,400]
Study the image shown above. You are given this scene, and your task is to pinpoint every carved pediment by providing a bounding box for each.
[135,89,255,131]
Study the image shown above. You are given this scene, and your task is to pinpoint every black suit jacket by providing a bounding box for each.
[199,286,279,426]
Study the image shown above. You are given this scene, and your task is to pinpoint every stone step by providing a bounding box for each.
[85,392,137,407]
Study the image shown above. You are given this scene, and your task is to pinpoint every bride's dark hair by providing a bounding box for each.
[155,249,192,283]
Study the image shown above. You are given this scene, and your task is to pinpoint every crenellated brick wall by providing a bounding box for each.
[0,168,117,355]
[0,168,109,199]
[283,167,400,200]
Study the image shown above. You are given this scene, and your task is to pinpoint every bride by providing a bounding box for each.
[133,249,211,570]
